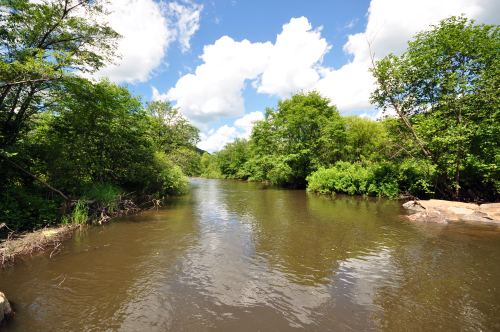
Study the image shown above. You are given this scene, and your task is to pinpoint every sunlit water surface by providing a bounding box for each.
[2,178,500,331]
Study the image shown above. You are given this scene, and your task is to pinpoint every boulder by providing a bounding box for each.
[479,203,500,221]
[418,200,478,215]
[0,292,13,324]
[402,199,500,224]
[403,209,450,224]
[462,211,500,224]
[402,200,425,212]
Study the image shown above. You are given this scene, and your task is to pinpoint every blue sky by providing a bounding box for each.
[94,0,500,152]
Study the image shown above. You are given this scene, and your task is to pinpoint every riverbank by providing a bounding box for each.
[0,196,159,268]
[0,224,80,268]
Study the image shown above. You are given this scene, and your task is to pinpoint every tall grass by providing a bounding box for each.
[61,199,88,225]
[85,183,122,213]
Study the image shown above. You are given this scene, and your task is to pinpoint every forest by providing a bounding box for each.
[200,17,500,203]
[1,0,499,233]
[0,0,203,231]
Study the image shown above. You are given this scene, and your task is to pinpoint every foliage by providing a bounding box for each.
[0,185,60,231]
[61,199,88,225]
[140,151,189,196]
[248,90,343,187]
[0,0,121,151]
[306,162,400,198]
[168,147,202,177]
[306,160,434,198]
[200,152,223,179]
[370,16,500,201]
[146,100,200,153]
[1,78,196,231]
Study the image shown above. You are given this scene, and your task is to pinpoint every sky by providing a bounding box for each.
[92,0,500,152]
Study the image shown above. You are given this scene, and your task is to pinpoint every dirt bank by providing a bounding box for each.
[0,224,81,268]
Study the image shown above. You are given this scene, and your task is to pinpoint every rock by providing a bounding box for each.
[402,199,500,225]
[402,200,425,212]
[418,200,478,216]
[462,211,500,224]
[479,203,500,221]
[0,292,13,325]
[403,209,449,224]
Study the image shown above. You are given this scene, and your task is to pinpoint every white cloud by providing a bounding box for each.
[151,86,169,101]
[234,111,264,138]
[168,1,203,53]
[94,0,202,84]
[344,18,358,29]
[197,125,238,152]
[256,17,331,98]
[197,111,264,152]
[164,17,328,127]
[166,36,273,127]
[314,0,500,113]
[359,108,397,121]
[160,1,500,130]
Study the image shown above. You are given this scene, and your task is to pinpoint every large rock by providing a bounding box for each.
[402,209,453,224]
[402,199,500,224]
[479,203,500,221]
[402,201,425,212]
[418,199,478,216]
[0,292,13,324]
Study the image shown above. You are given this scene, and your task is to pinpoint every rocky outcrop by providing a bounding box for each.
[0,292,13,325]
[402,200,500,225]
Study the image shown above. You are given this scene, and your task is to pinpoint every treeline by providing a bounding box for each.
[0,0,202,231]
[201,16,500,202]
[1,78,203,231]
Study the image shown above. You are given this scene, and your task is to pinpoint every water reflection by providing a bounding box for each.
[1,178,500,331]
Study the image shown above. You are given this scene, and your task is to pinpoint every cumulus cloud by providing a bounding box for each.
[197,111,264,152]
[234,111,265,138]
[166,37,273,127]
[160,0,500,131]
[152,86,169,101]
[256,17,331,98]
[197,125,239,152]
[164,17,328,127]
[314,0,500,113]
[94,0,202,84]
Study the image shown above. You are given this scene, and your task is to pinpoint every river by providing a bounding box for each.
[2,178,500,331]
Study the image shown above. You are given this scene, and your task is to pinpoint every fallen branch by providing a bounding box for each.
[50,242,61,258]
[52,273,67,286]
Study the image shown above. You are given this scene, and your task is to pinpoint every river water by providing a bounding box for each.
[2,178,500,331]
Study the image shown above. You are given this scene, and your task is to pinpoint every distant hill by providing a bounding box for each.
[194,146,209,156]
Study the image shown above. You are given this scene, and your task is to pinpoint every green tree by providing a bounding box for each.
[250,90,343,187]
[145,100,200,153]
[370,16,500,200]
[0,0,121,152]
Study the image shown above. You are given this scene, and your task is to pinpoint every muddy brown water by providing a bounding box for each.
[1,178,500,331]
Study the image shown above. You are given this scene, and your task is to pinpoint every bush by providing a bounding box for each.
[0,187,60,231]
[306,161,400,198]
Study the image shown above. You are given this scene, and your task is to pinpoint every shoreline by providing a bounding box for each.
[0,197,155,268]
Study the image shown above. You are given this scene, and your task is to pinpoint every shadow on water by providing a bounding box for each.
[1,178,500,331]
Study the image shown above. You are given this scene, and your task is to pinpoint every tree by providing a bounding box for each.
[250,90,342,187]
[32,78,150,192]
[0,0,121,152]
[145,100,200,153]
[370,16,500,200]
